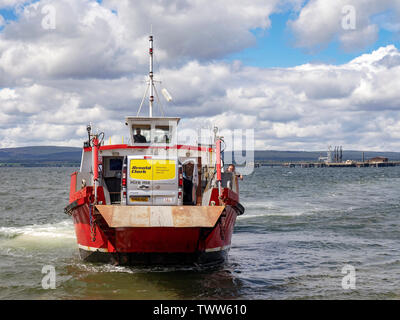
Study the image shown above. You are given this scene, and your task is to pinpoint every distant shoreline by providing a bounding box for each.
[0,146,82,167]
[0,162,80,167]
[1,146,400,167]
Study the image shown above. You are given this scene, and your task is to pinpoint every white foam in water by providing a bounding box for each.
[243,201,277,210]
[74,262,197,275]
[237,211,305,220]
[239,201,309,219]
[75,263,136,274]
[0,220,76,241]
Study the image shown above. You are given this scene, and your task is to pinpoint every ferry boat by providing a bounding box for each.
[64,36,244,266]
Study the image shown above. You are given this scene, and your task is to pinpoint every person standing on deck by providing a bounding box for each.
[227,164,243,180]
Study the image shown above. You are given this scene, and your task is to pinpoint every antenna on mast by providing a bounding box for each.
[136,34,169,117]
[149,34,154,117]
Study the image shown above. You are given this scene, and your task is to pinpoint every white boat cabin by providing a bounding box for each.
[126,116,179,147]
[75,116,237,208]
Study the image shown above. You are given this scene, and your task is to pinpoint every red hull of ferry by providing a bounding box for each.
[66,182,240,266]
[69,203,237,265]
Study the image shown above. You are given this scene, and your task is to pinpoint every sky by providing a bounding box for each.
[0,0,400,151]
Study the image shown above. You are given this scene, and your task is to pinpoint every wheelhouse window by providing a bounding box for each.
[132,125,150,143]
[153,125,171,144]
[109,158,123,171]
[126,117,179,147]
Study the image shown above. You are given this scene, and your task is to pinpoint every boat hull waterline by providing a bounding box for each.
[68,201,239,266]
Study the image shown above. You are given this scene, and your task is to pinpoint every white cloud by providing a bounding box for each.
[0,0,26,8]
[102,0,285,61]
[2,44,400,150]
[1,0,400,151]
[289,0,400,52]
[0,0,299,84]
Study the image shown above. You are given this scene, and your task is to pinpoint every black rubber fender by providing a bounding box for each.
[234,202,245,216]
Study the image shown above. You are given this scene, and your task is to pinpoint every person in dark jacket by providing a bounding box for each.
[133,128,147,143]
[183,162,194,204]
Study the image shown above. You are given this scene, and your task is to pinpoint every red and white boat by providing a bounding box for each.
[64,36,244,266]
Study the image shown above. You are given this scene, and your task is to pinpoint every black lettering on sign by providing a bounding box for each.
[131,165,152,174]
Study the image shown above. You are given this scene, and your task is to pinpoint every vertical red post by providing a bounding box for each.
[69,172,78,203]
[93,137,99,181]
[216,139,222,182]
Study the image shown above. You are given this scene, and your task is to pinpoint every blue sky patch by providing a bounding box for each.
[225,11,399,68]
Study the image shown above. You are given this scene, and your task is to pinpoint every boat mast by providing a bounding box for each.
[137,34,164,117]
[136,34,165,117]
[149,35,154,118]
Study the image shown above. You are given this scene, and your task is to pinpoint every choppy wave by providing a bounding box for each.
[73,261,221,275]
[239,201,325,219]
[0,220,75,241]
[73,263,136,274]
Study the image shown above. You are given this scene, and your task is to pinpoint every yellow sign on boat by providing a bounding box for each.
[130,159,176,180]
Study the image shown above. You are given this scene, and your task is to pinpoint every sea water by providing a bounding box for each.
[0,166,399,299]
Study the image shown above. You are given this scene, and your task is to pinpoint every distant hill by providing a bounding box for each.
[1,146,400,167]
[0,146,82,167]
